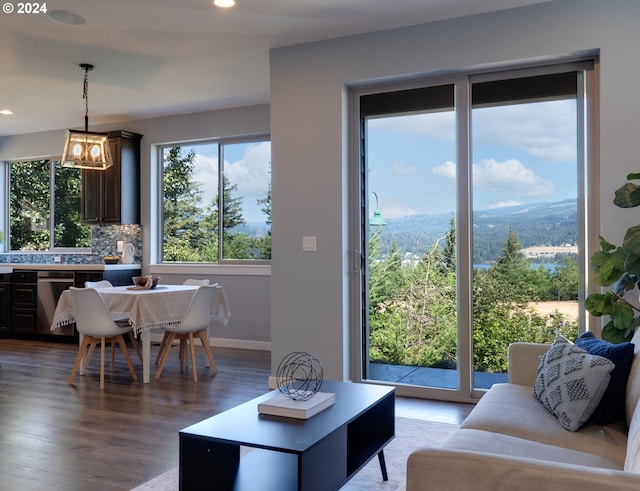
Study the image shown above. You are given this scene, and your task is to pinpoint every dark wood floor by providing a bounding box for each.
[0,338,472,490]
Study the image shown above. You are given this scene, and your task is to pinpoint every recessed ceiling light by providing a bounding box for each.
[48,10,86,25]
[212,0,236,7]
[0,109,13,115]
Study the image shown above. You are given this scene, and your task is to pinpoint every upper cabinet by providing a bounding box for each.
[82,130,142,224]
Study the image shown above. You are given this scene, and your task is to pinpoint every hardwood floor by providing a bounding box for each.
[0,338,472,490]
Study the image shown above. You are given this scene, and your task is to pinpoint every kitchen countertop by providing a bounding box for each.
[2,263,142,271]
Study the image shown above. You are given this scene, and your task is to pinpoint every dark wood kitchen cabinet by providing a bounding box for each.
[81,130,142,224]
[10,270,37,333]
[0,273,10,331]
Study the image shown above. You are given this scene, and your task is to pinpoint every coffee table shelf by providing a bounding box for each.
[179,381,395,491]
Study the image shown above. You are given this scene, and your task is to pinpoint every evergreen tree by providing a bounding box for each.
[162,147,208,261]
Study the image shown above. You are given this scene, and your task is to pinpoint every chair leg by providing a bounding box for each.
[100,337,106,390]
[68,337,92,385]
[155,331,170,364]
[116,335,138,381]
[197,330,218,374]
[155,332,177,380]
[128,332,143,364]
[188,332,198,382]
[85,342,97,367]
[110,342,116,373]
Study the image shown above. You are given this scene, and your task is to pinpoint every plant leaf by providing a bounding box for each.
[602,323,631,343]
[623,225,640,255]
[611,301,634,330]
[598,236,616,253]
[593,248,627,286]
[614,182,640,208]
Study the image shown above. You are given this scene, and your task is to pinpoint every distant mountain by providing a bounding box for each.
[376,199,577,264]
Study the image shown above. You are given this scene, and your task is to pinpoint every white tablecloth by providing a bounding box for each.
[52,284,231,334]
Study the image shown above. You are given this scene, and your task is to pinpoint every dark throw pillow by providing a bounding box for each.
[575,331,635,425]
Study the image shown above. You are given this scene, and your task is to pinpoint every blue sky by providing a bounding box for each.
[367,99,578,218]
[185,140,271,223]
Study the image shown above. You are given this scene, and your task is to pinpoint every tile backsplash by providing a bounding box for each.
[0,224,142,264]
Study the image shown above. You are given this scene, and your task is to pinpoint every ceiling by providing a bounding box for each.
[0,0,551,137]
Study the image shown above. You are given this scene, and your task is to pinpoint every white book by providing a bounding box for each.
[258,391,336,419]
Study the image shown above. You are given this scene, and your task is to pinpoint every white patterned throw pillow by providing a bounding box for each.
[533,337,614,431]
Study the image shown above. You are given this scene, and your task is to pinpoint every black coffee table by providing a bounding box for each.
[179,380,395,491]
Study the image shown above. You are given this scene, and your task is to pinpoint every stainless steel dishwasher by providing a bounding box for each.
[37,271,75,336]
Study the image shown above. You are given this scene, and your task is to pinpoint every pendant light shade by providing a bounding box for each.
[61,64,113,170]
[61,130,112,170]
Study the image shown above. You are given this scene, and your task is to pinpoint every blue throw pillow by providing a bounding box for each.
[575,331,634,425]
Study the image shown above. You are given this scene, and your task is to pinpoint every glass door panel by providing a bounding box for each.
[362,84,458,391]
[470,75,581,389]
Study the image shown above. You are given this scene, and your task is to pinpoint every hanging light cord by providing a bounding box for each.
[79,63,94,132]
[83,66,89,132]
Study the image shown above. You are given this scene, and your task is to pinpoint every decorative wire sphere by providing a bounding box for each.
[276,352,324,401]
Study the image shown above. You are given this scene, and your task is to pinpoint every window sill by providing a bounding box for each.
[149,263,270,276]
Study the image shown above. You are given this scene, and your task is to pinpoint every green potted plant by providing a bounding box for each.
[586,173,640,343]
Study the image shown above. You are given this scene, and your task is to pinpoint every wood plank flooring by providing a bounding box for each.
[0,338,473,490]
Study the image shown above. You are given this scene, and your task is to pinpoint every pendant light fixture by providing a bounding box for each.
[61,63,113,170]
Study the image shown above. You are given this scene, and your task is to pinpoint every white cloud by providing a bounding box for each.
[192,142,271,209]
[224,141,271,198]
[488,200,521,209]
[432,158,554,199]
[473,101,576,162]
[392,161,419,175]
[370,111,456,141]
[474,158,554,198]
[432,160,456,180]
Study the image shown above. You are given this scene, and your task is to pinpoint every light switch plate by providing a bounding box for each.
[303,236,317,251]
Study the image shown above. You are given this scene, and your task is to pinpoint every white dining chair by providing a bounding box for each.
[155,284,218,382]
[155,278,210,364]
[84,280,114,289]
[67,287,138,389]
[85,280,143,364]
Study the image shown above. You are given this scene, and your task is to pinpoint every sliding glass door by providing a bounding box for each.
[353,62,594,401]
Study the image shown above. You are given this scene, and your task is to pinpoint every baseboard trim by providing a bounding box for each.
[149,332,271,352]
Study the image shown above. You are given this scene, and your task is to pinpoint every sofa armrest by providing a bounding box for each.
[407,447,640,491]
[507,342,550,386]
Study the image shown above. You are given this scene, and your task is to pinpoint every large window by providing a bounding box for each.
[161,137,271,263]
[9,160,89,251]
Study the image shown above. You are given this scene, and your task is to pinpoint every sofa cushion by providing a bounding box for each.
[625,328,640,426]
[462,383,628,463]
[624,400,640,472]
[575,331,634,425]
[533,338,614,431]
[443,428,624,470]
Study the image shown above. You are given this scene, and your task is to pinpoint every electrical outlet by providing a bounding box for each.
[54,256,62,263]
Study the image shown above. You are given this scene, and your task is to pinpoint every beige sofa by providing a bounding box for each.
[407,330,640,491]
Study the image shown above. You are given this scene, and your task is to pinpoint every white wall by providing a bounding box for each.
[269,0,640,380]
[0,104,272,349]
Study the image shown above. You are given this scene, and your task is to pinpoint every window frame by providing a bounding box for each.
[158,134,272,265]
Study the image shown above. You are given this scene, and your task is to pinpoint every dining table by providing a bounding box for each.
[51,283,231,383]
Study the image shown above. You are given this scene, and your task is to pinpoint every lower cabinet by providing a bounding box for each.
[10,271,37,333]
[3,268,140,338]
[0,273,10,332]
